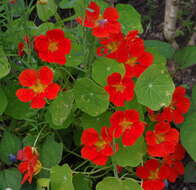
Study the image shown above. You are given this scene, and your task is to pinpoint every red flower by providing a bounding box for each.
[162,144,185,182]
[104,73,135,107]
[145,121,179,157]
[17,146,42,184]
[34,29,71,65]
[158,86,190,124]
[9,0,17,3]
[109,110,145,146]
[81,127,117,165]
[77,2,121,38]
[136,159,169,190]
[18,36,30,56]
[16,66,60,109]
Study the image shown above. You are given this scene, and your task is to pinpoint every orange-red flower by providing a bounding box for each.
[136,159,169,190]
[158,86,190,124]
[77,1,121,38]
[16,66,60,109]
[162,144,185,182]
[18,36,30,56]
[109,110,145,146]
[81,127,117,165]
[145,121,179,157]
[104,72,135,107]
[17,146,42,184]
[34,29,71,65]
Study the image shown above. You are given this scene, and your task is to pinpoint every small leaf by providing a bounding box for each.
[92,57,125,86]
[74,78,109,116]
[145,40,175,59]
[0,168,22,190]
[174,46,196,69]
[112,137,146,167]
[135,64,175,111]
[50,164,74,190]
[116,4,143,34]
[0,87,8,115]
[49,90,74,126]
[123,179,143,190]
[37,178,50,190]
[73,174,92,190]
[0,47,11,79]
[181,112,196,161]
[39,135,63,177]
[0,131,22,165]
[36,0,57,21]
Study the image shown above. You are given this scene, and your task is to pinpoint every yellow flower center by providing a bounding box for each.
[120,120,133,131]
[149,169,159,180]
[112,84,125,93]
[107,42,118,53]
[48,41,58,52]
[125,57,137,67]
[95,139,106,150]
[30,80,47,93]
[155,133,165,144]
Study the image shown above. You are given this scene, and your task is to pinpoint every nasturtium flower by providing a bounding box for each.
[16,66,60,109]
[109,109,145,146]
[145,121,179,157]
[81,127,118,166]
[77,1,121,38]
[158,86,190,124]
[17,146,42,184]
[136,159,169,190]
[34,29,71,65]
[104,72,135,107]
[162,144,185,182]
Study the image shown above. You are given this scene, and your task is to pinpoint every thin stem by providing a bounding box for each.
[33,126,46,147]
[74,160,88,170]
[73,166,111,175]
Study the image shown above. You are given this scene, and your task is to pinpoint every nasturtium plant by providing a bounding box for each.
[0,0,195,190]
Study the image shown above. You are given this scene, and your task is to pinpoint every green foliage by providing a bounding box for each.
[116,4,143,34]
[0,87,8,115]
[174,46,196,69]
[50,164,74,190]
[181,112,196,161]
[184,161,196,183]
[135,64,175,111]
[112,137,146,167]
[36,0,57,21]
[73,174,92,190]
[0,168,22,190]
[37,178,50,190]
[92,57,125,86]
[145,40,175,59]
[74,78,109,116]
[49,90,74,126]
[0,48,11,79]
[0,131,22,165]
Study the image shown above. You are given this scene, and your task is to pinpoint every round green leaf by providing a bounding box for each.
[73,174,92,190]
[0,87,8,115]
[49,90,74,126]
[50,164,74,190]
[181,112,196,161]
[123,179,143,190]
[145,40,175,59]
[135,64,175,111]
[74,78,109,116]
[37,178,50,190]
[116,4,143,34]
[0,48,11,79]
[112,137,146,167]
[36,0,57,21]
[92,57,125,86]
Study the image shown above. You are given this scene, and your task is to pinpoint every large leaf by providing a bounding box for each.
[0,48,11,79]
[116,4,143,34]
[37,178,50,190]
[145,40,175,59]
[0,87,8,115]
[112,137,146,167]
[0,168,22,190]
[50,164,74,190]
[40,135,63,177]
[73,174,92,190]
[181,112,196,161]
[174,46,196,69]
[36,0,57,21]
[189,84,196,113]
[0,131,22,165]
[123,179,142,190]
[74,78,109,116]
[135,64,175,111]
[184,161,196,183]
[92,57,125,86]
[4,85,36,120]
[49,90,74,126]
